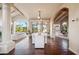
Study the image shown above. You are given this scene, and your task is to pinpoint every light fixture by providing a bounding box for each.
[37,10,41,20]
[37,10,43,24]
[72,18,79,22]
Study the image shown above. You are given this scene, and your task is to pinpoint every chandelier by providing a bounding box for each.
[37,10,42,21]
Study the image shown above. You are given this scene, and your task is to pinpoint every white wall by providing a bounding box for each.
[59,4,79,54]
[0,19,2,31]
[68,4,79,54]
[0,10,2,32]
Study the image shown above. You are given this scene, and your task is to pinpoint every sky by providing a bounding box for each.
[16,20,27,27]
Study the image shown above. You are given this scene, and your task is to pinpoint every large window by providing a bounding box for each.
[16,20,27,32]
[32,20,49,33]
[32,22,38,33]
[43,23,48,33]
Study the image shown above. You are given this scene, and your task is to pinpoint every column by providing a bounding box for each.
[11,21,13,34]
[50,18,53,38]
[28,19,32,33]
[13,21,16,34]
[0,3,15,54]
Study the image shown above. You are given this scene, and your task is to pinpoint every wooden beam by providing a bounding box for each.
[11,4,25,17]
[54,11,68,22]
[55,14,68,24]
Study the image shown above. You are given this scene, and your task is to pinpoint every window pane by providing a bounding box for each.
[16,21,27,32]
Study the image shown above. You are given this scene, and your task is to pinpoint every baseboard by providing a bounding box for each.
[69,48,79,55]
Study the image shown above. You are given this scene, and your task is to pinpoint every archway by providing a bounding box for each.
[54,7,69,38]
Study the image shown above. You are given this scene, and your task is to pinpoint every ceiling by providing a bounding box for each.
[14,3,63,20]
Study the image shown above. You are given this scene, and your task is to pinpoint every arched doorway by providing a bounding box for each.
[54,7,69,38]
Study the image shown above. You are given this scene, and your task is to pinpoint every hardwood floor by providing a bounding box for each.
[1,37,75,55]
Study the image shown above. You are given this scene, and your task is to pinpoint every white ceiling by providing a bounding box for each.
[14,3,63,19]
